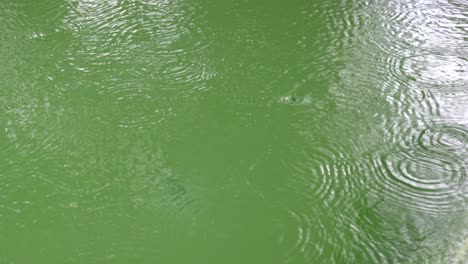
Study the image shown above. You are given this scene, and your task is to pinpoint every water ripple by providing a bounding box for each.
[64,0,214,70]
[418,123,468,154]
[280,209,317,263]
[60,0,216,130]
[372,147,466,214]
[276,206,386,263]
[0,2,31,37]
[97,82,167,129]
[402,54,468,87]
[287,143,363,210]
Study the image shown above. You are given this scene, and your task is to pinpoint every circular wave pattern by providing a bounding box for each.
[418,124,468,153]
[60,0,216,131]
[109,87,161,129]
[275,206,385,263]
[402,54,468,87]
[64,0,214,70]
[287,143,364,210]
[2,0,467,262]
[278,209,319,263]
[94,81,168,129]
[364,3,427,56]
[373,148,466,213]
[156,58,214,93]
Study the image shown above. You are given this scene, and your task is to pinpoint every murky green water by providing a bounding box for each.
[1,0,467,263]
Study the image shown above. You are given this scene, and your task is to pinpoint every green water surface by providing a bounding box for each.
[1,0,467,263]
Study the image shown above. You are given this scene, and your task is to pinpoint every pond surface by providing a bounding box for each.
[1,0,467,263]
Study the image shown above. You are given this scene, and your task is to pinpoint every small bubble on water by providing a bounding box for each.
[280,95,298,104]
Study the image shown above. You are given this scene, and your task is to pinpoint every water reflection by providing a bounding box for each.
[271,0,468,262]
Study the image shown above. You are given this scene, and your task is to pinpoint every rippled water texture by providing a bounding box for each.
[1,0,467,263]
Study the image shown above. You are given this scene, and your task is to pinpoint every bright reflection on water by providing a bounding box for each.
[0,0,467,263]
